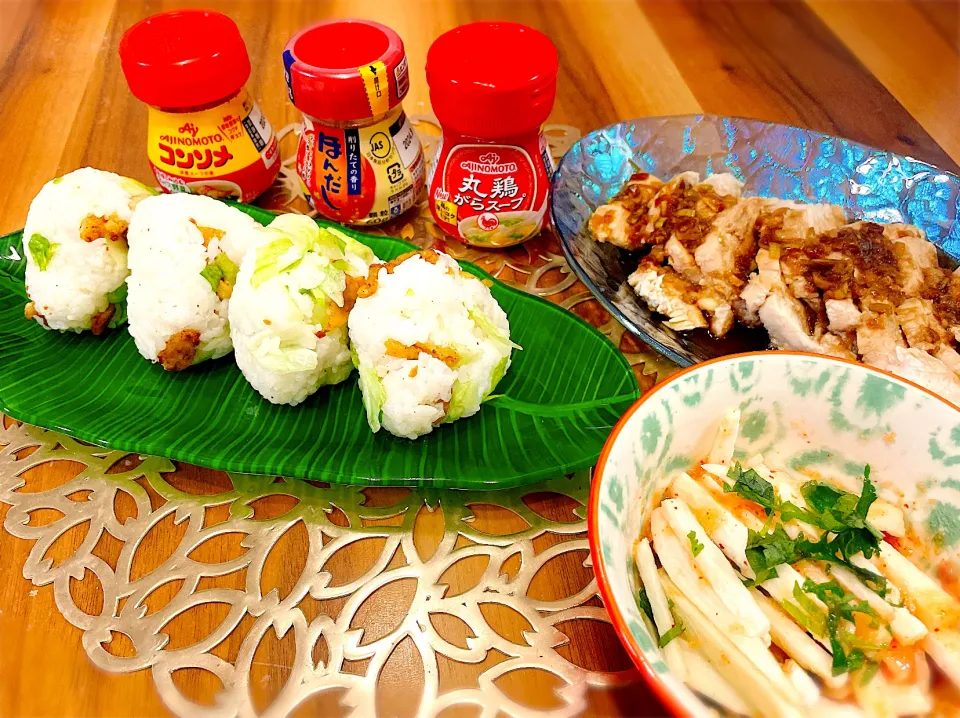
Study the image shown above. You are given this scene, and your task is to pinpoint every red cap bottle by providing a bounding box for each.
[426,23,559,247]
[120,10,280,203]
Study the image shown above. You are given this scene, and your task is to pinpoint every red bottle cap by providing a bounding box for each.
[426,22,558,139]
[119,10,251,109]
[283,20,409,123]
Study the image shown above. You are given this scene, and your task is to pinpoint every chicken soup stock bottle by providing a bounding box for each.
[426,22,558,247]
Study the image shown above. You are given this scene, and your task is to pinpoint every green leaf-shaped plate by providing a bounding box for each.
[0,204,639,488]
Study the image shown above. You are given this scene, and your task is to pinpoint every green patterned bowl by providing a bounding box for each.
[587,351,960,716]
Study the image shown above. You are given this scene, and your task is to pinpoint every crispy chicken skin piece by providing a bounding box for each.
[589,172,664,249]
[79,213,129,243]
[157,329,201,371]
[628,260,707,331]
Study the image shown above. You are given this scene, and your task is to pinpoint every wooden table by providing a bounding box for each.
[0,1,957,717]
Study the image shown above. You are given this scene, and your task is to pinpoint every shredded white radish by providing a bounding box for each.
[661,573,806,717]
[753,589,846,688]
[813,562,927,646]
[630,406,960,716]
[634,538,686,681]
[785,658,821,706]
[707,408,740,465]
[677,639,751,715]
[661,497,770,639]
[667,472,752,575]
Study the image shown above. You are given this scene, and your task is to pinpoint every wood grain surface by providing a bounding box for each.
[0,1,958,717]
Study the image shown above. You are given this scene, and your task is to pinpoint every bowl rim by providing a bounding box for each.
[587,349,960,717]
[549,113,960,369]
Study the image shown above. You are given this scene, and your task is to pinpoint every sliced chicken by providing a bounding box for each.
[868,345,960,406]
[884,223,938,295]
[693,198,772,335]
[856,310,906,360]
[589,172,664,249]
[936,344,960,376]
[664,236,702,284]
[825,298,861,333]
[628,261,708,331]
[896,298,948,352]
[755,201,848,247]
[643,172,740,249]
[759,290,854,359]
[738,247,784,326]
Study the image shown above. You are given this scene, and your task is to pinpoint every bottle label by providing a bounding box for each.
[430,140,549,247]
[145,89,279,202]
[298,109,425,225]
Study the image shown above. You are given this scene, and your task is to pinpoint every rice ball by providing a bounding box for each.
[126,193,264,371]
[230,214,378,405]
[23,167,155,333]
[348,249,516,439]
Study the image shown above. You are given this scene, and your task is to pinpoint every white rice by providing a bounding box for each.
[230,215,377,405]
[348,251,515,439]
[126,193,264,370]
[22,167,154,332]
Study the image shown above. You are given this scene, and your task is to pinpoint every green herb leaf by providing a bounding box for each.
[658,621,685,647]
[687,531,704,557]
[724,463,777,514]
[200,264,223,292]
[28,233,58,272]
[860,661,880,686]
[745,524,799,580]
[637,588,656,632]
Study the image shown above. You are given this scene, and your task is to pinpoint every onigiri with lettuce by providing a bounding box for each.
[126,193,263,371]
[347,249,516,439]
[23,167,156,333]
[230,214,378,405]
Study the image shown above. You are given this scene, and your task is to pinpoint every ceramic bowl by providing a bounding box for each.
[587,351,960,715]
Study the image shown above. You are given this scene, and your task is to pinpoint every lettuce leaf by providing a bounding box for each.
[326,226,376,264]
[268,214,319,253]
[120,177,159,197]
[353,347,385,432]
[28,233,58,271]
[468,308,521,350]
[106,283,128,328]
[250,330,318,374]
[251,238,294,288]
[484,355,510,399]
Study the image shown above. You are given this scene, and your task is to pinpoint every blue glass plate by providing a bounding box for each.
[551,114,960,366]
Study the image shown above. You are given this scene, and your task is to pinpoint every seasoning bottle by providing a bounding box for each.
[119,10,280,203]
[426,23,558,247]
[283,20,425,225]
